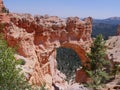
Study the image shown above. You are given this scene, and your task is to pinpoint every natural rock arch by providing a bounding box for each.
[61,43,88,66]
[2,12,92,87]
[0,0,93,89]
[47,42,89,84]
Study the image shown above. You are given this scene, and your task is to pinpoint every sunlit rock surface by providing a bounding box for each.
[0,0,93,89]
[106,36,120,64]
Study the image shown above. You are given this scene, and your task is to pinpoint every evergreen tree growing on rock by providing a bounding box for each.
[85,34,110,90]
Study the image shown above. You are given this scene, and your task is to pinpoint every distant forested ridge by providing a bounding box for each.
[92,17,120,39]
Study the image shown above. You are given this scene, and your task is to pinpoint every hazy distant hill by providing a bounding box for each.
[92,17,120,39]
[106,17,120,21]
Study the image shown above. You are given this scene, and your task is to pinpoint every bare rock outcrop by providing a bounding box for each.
[106,36,120,64]
[0,0,93,89]
[4,13,92,88]
[106,22,120,74]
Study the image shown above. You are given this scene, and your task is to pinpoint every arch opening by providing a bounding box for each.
[56,47,82,82]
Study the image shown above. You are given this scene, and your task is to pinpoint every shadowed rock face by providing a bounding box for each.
[0,0,92,89]
[117,24,120,35]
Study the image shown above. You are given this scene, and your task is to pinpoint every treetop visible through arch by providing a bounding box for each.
[56,47,82,82]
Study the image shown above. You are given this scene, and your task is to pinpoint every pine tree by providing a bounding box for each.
[85,34,110,90]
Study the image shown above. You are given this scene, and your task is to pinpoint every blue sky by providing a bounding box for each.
[3,0,120,19]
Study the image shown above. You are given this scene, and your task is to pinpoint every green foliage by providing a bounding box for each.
[92,20,118,40]
[111,64,119,78]
[34,83,48,90]
[16,59,26,65]
[117,79,120,85]
[0,36,31,90]
[0,23,5,33]
[1,7,9,13]
[56,47,81,81]
[85,34,111,90]
[40,83,47,90]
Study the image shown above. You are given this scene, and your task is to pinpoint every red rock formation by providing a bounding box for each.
[0,0,92,89]
[6,14,92,86]
[0,0,9,23]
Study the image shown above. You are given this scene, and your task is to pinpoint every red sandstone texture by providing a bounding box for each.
[0,0,92,89]
[0,0,9,23]
[7,13,92,85]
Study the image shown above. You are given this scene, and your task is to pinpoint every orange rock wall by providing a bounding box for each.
[5,13,92,86]
[0,0,92,87]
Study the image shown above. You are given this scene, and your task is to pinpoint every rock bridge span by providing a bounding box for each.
[0,2,92,87]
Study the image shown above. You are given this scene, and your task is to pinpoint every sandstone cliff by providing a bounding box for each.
[0,0,92,89]
[7,13,92,86]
